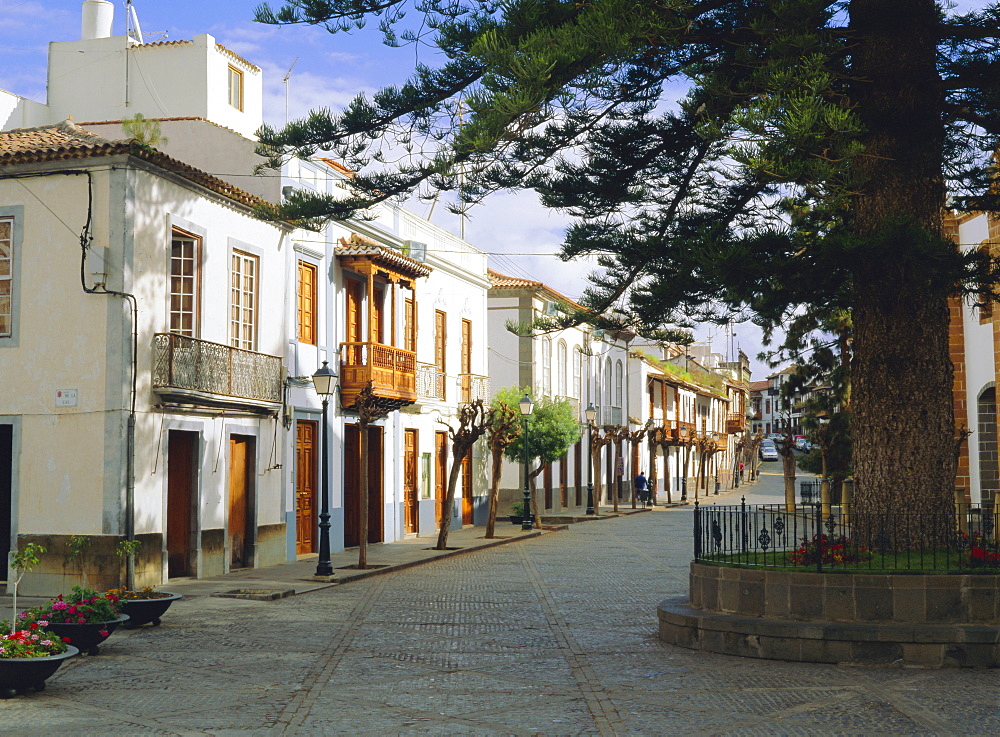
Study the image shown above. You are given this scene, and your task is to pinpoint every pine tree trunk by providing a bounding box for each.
[849,0,954,528]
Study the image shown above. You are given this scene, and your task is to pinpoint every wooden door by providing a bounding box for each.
[373,285,385,344]
[559,455,568,509]
[460,318,472,403]
[435,310,447,400]
[404,298,416,352]
[346,277,363,362]
[228,435,254,569]
[544,463,553,509]
[435,430,448,527]
[461,449,473,525]
[344,424,385,547]
[0,425,12,581]
[404,428,419,533]
[166,430,198,578]
[295,420,318,554]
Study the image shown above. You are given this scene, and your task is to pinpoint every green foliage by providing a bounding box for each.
[67,535,91,561]
[122,113,168,150]
[116,539,142,559]
[10,543,44,575]
[494,386,580,470]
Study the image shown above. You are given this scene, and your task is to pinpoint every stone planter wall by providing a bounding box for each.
[658,563,1000,667]
[689,563,1000,624]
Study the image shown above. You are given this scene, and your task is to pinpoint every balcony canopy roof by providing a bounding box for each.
[336,233,432,284]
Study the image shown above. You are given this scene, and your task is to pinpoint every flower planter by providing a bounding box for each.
[509,515,523,525]
[45,615,129,656]
[120,593,182,628]
[0,646,79,698]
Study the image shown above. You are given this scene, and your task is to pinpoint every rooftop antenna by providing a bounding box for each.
[282,57,298,125]
[126,0,144,45]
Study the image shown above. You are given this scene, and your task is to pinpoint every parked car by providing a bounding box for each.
[795,437,812,451]
[760,444,779,461]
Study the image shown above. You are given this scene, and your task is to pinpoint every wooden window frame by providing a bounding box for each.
[297,260,318,344]
[169,228,201,338]
[228,65,244,111]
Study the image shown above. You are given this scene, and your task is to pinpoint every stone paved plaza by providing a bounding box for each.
[3,473,999,735]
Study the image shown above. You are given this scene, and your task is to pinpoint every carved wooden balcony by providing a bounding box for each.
[152,333,282,411]
[726,413,746,434]
[340,341,416,410]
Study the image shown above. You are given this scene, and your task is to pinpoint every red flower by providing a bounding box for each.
[61,637,72,643]
[29,622,39,630]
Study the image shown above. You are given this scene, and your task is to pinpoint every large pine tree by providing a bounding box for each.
[254,0,1000,517]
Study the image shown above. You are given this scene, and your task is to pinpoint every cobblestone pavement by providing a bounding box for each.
[4,474,999,735]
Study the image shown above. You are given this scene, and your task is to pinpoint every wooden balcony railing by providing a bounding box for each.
[460,374,491,404]
[726,413,746,434]
[340,342,416,406]
[152,333,282,404]
[416,362,445,401]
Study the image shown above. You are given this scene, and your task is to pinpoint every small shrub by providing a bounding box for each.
[787,534,872,567]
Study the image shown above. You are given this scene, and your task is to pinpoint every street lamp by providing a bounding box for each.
[585,404,598,515]
[518,393,534,531]
[679,426,688,501]
[312,361,337,578]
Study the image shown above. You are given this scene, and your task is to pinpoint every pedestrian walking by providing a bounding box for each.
[634,471,648,507]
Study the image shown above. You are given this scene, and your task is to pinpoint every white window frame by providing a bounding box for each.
[230,249,259,351]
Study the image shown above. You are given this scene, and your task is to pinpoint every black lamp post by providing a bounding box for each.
[585,404,597,515]
[679,426,689,501]
[518,393,534,530]
[312,361,336,578]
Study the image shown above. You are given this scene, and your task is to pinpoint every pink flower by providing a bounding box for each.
[40,640,52,646]
[38,620,49,627]
[98,630,108,637]
[51,602,68,611]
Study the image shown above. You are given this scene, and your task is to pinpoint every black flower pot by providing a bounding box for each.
[121,593,182,628]
[45,615,129,656]
[0,646,79,698]
[509,515,523,525]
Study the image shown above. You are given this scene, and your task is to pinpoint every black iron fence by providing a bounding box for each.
[694,498,1000,573]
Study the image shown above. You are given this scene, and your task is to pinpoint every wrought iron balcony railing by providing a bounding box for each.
[460,374,490,404]
[416,362,445,401]
[152,333,283,404]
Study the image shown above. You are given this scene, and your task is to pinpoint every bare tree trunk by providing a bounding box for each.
[485,446,504,538]
[528,466,544,526]
[435,449,466,549]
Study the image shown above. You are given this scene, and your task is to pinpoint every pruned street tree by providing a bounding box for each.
[254,1,1000,524]
[485,397,522,538]
[497,387,580,525]
[436,400,490,550]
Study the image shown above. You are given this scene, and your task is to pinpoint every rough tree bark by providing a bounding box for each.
[849,0,954,526]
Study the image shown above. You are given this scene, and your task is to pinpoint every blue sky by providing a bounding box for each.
[3,0,987,378]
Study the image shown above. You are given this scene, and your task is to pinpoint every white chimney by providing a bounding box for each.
[81,0,114,41]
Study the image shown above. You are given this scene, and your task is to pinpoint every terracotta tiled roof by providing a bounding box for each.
[487,268,586,311]
[215,43,261,73]
[749,380,770,392]
[0,121,267,210]
[78,116,244,137]
[317,158,355,177]
[336,233,432,278]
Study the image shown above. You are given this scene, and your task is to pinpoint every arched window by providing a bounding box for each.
[542,338,552,397]
[604,357,612,405]
[978,385,998,503]
[572,347,582,398]
[615,360,623,407]
[557,340,568,397]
